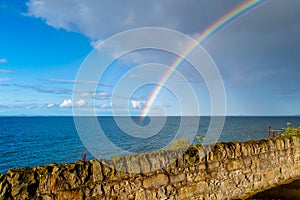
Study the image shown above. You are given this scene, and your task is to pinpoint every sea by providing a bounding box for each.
[0,116,299,174]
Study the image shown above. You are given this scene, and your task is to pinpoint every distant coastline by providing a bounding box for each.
[1,115,300,117]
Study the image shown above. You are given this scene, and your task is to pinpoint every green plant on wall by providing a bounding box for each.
[284,122,300,136]
[195,135,206,144]
[168,135,207,150]
[168,137,190,150]
[249,188,255,194]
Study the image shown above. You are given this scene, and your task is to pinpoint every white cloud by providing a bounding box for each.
[59,99,73,108]
[99,92,108,96]
[100,102,112,109]
[80,91,110,98]
[131,100,146,110]
[47,103,55,108]
[80,92,92,98]
[97,92,109,97]
[59,99,87,108]
[75,99,86,107]
[0,58,7,64]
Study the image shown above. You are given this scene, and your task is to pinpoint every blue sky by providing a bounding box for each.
[0,0,300,116]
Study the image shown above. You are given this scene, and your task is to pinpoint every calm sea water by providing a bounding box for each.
[0,116,299,174]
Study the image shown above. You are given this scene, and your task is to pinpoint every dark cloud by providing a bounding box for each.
[232,0,300,33]
[26,0,245,39]
[27,0,300,41]
[201,0,300,94]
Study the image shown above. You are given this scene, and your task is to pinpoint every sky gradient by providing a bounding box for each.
[1,0,300,116]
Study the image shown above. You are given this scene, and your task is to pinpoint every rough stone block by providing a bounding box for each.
[143,174,169,189]
[207,161,220,170]
[259,160,270,170]
[241,145,248,157]
[178,181,208,199]
[91,184,103,197]
[147,153,161,171]
[111,156,128,174]
[226,160,242,171]
[258,153,268,160]
[198,163,206,170]
[0,174,10,199]
[140,155,151,174]
[125,155,141,174]
[170,173,186,184]
[7,167,38,198]
[276,139,284,150]
[57,189,84,200]
[90,160,103,183]
[253,174,261,182]
[38,194,53,200]
[135,189,155,200]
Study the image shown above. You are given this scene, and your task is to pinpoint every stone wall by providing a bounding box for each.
[0,135,299,200]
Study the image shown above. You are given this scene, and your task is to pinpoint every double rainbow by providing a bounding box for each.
[140,0,266,119]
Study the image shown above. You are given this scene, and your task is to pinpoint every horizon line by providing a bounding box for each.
[0,115,299,117]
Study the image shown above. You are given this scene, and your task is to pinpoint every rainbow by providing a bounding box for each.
[140,0,266,119]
